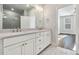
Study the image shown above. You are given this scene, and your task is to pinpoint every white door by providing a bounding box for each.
[4,42,23,55]
[22,39,34,55]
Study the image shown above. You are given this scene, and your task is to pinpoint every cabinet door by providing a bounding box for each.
[35,44,44,54]
[22,39,34,55]
[44,31,51,48]
[4,42,23,55]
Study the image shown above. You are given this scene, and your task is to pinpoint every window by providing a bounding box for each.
[65,16,71,29]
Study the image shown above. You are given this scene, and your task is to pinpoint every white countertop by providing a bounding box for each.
[0,29,49,40]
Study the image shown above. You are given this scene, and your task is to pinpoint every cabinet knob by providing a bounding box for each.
[22,44,24,46]
[25,43,27,45]
[39,34,41,36]
[39,40,41,41]
[39,48,41,49]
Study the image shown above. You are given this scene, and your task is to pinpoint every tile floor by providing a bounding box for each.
[40,45,76,55]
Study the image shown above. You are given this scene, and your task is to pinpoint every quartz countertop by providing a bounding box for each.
[0,29,50,40]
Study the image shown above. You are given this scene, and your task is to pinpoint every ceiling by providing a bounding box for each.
[3,4,41,10]
[3,4,71,11]
[3,4,27,10]
[4,4,71,9]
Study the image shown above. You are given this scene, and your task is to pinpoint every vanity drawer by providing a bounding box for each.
[4,34,35,47]
[36,37,44,45]
[36,33,41,38]
[36,32,44,38]
[35,44,43,54]
[44,31,51,36]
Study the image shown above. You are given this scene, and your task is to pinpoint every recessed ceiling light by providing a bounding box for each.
[11,8,14,11]
[26,4,30,7]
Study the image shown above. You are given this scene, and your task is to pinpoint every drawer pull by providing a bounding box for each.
[25,43,27,45]
[38,33,41,36]
[22,44,24,46]
[39,48,41,49]
[39,40,41,41]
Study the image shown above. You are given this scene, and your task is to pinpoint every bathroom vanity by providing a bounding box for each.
[0,29,51,55]
[0,4,50,55]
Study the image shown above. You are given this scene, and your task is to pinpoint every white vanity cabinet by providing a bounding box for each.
[3,34,35,55]
[22,39,34,55]
[35,32,44,54]
[43,31,51,48]
[0,30,51,55]
[4,42,23,55]
[35,31,51,54]
[4,39,34,55]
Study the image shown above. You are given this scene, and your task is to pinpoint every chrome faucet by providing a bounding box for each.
[16,28,21,32]
[12,28,21,32]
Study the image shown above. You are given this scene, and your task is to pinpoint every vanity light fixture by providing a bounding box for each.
[35,5,43,11]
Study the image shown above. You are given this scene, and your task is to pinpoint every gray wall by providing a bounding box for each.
[75,5,79,53]
[0,5,3,29]
[43,4,70,46]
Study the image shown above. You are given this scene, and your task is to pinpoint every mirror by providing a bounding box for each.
[0,4,44,30]
[3,4,24,29]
